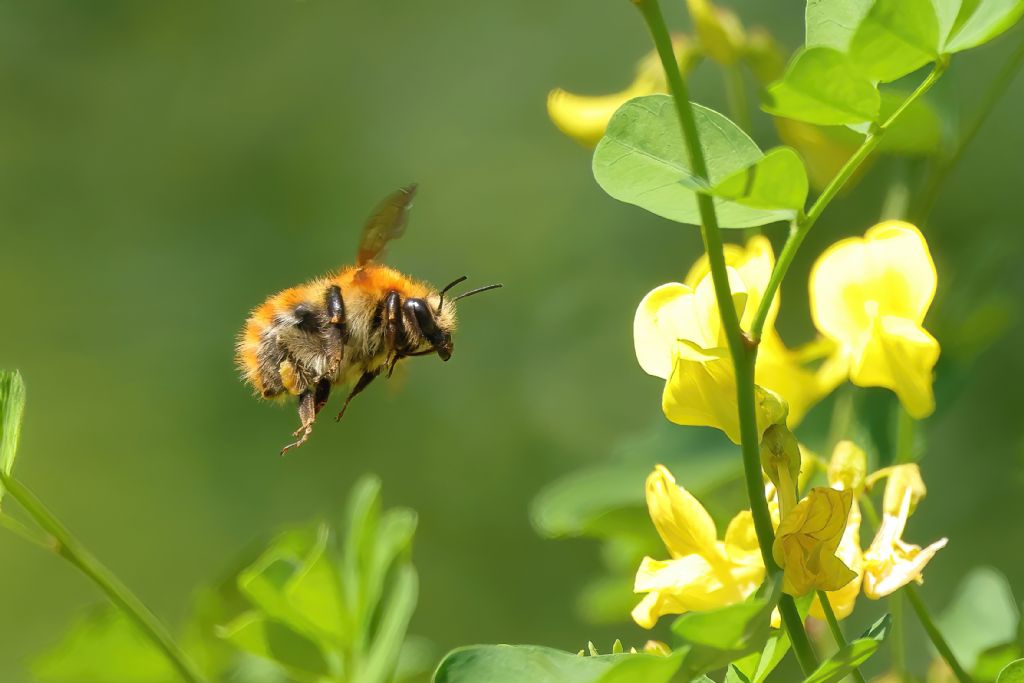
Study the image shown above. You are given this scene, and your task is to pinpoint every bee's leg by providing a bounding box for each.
[324,286,347,377]
[335,370,379,422]
[280,378,333,455]
[383,291,403,351]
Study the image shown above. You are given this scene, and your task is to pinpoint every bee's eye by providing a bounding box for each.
[403,297,452,360]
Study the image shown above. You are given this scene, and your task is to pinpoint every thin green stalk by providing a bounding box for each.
[750,63,947,341]
[891,592,909,682]
[0,473,207,683]
[0,510,52,550]
[859,498,973,683]
[724,63,752,133]
[914,36,1024,223]
[905,584,974,683]
[816,590,868,683]
[895,405,915,465]
[633,0,818,673]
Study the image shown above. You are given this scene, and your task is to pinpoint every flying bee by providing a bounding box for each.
[236,184,501,454]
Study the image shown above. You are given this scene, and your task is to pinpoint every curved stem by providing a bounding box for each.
[632,0,818,673]
[749,64,947,341]
[0,472,207,683]
[816,590,868,683]
[914,36,1024,223]
[905,584,974,683]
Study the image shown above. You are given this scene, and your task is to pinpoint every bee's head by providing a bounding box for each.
[403,277,501,362]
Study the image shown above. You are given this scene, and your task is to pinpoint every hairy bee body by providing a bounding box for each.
[236,184,498,453]
[236,263,455,401]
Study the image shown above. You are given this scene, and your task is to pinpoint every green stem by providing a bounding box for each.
[724,63,752,133]
[859,498,973,683]
[816,590,868,683]
[891,592,909,682]
[633,0,818,673]
[895,405,915,465]
[905,584,974,683]
[749,63,947,341]
[0,473,207,683]
[914,37,1024,223]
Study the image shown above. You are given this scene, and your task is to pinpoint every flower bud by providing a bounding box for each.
[760,423,800,490]
[643,640,672,656]
[827,441,867,494]
[882,464,927,516]
[687,0,746,65]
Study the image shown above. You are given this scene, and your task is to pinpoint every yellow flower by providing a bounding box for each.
[862,486,947,599]
[686,0,745,65]
[773,487,856,597]
[632,466,765,628]
[547,37,700,147]
[636,237,829,441]
[811,221,940,418]
[809,441,867,621]
[867,463,928,516]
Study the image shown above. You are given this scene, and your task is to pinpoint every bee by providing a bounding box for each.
[236,184,501,453]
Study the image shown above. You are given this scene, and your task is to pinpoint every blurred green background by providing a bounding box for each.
[2,1,1024,681]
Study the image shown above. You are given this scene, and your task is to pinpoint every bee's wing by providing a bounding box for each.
[356,183,418,266]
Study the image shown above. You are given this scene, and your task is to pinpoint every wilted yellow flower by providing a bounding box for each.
[867,463,928,516]
[636,237,830,441]
[773,487,856,597]
[810,222,940,418]
[632,465,765,628]
[862,487,947,599]
[547,37,700,147]
[809,441,867,621]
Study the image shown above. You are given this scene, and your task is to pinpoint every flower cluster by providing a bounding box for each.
[631,222,947,628]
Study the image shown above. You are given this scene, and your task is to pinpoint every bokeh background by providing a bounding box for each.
[1,1,1023,681]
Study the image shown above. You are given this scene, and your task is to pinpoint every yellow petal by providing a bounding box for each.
[808,499,863,621]
[724,510,762,565]
[880,464,928,517]
[773,487,856,596]
[862,489,947,599]
[827,441,868,493]
[811,222,937,343]
[634,283,698,380]
[645,465,718,558]
[686,237,775,331]
[851,315,939,418]
[693,266,749,348]
[756,339,824,426]
[547,77,661,148]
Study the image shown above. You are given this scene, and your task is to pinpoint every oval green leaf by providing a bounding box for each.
[432,645,683,683]
[593,95,796,229]
[998,659,1024,683]
[763,47,881,125]
[806,0,873,50]
[849,0,941,82]
[802,614,891,683]
[945,0,1024,51]
[710,147,809,211]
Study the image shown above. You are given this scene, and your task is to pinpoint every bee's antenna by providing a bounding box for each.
[451,283,503,302]
[438,275,468,309]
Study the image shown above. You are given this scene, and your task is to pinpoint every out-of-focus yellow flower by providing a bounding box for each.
[773,487,856,597]
[636,237,830,441]
[809,441,867,621]
[810,222,940,418]
[547,37,700,147]
[635,261,786,443]
[687,0,745,65]
[632,465,765,628]
[862,485,947,599]
[867,463,928,516]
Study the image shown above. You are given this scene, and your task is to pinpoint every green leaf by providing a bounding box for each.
[764,47,881,125]
[849,0,941,82]
[32,607,181,683]
[0,369,26,507]
[932,0,964,46]
[593,95,795,229]
[671,576,781,678]
[344,474,383,623]
[432,645,683,683]
[998,659,1024,683]
[806,0,873,50]
[732,630,791,683]
[219,612,334,683]
[937,567,1020,671]
[708,147,809,211]
[237,523,349,647]
[802,614,891,683]
[978,645,1024,681]
[945,0,1024,51]
[362,565,420,683]
[876,89,943,154]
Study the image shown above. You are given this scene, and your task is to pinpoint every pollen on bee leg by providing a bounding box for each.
[279,359,301,395]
